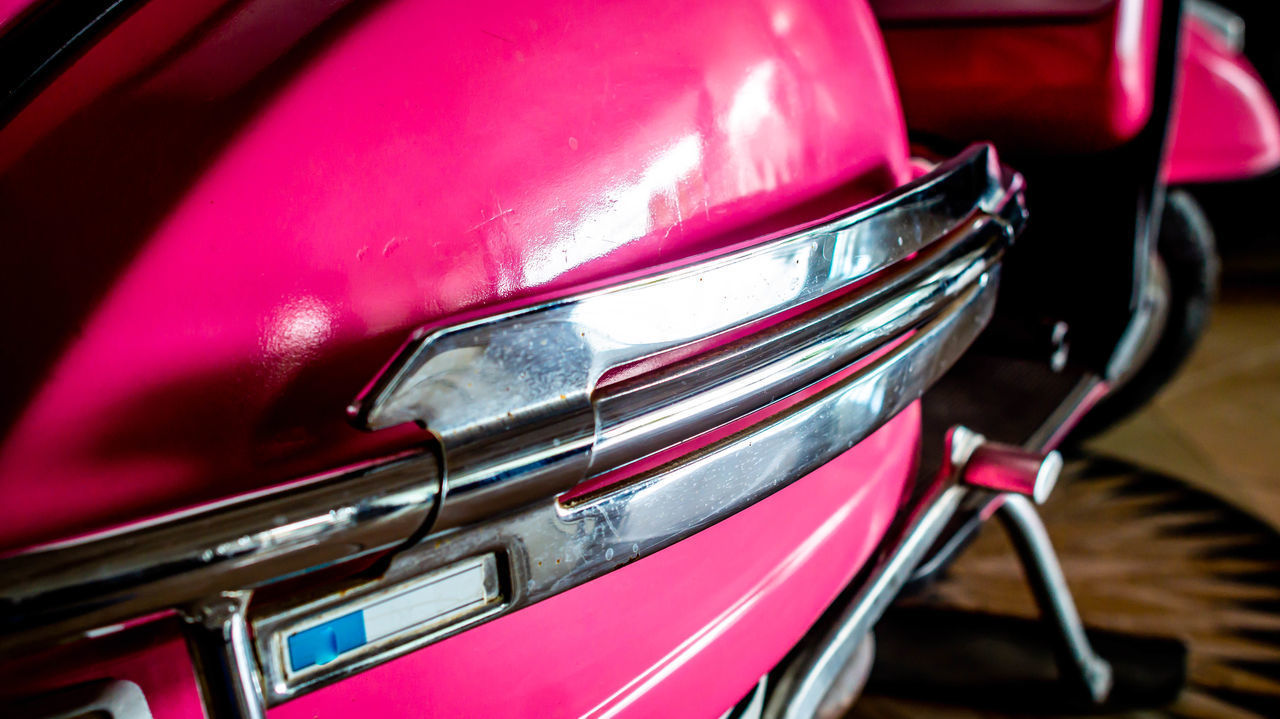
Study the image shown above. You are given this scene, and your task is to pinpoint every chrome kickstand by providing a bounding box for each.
[956,432,1114,705]
[995,493,1113,704]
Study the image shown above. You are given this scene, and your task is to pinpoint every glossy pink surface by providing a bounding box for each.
[0,0,910,550]
[881,0,1161,152]
[272,405,918,719]
[1165,17,1280,184]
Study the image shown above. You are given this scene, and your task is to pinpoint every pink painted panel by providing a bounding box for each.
[271,404,919,719]
[0,0,910,550]
[0,405,916,715]
[1164,16,1280,184]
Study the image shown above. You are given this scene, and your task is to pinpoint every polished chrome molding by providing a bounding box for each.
[256,263,1004,703]
[354,144,1025,532]
[0,450,441,657]
[766,486,968,719]
[589,221,1003,478]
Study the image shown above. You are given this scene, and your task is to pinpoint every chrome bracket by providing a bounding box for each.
[182,592,267,719]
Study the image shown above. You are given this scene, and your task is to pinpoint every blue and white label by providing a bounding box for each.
[287,611,367,671]
[282,555,498,676]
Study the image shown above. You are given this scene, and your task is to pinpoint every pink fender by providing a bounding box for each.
[273,407,918,719]
[0,0,923,715]
[1164,15,1280,184]
[0,0,910,551]
[0,407,919,718]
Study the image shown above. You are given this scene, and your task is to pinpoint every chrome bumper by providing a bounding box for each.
[0,144,1026,717]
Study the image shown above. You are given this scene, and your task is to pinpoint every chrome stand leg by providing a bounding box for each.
[953,429,1113,704]
[182,591,267,719]
[996,494,1113,704]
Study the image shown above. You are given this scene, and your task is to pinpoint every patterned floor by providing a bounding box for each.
[851,456,1280,718]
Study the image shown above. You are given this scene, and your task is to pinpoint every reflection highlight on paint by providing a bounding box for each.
[524,135,703,285]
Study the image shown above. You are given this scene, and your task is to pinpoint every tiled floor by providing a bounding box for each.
[850,284,1280,718]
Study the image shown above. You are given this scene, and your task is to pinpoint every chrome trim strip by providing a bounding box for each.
[589,218,1003,476]
[355,144,1024,532]
[763,426,987,719]
[0,450,442,656]
[766,486,970,719]
[255,264,1003,703]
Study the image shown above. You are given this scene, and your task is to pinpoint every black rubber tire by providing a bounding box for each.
[1072,190,1220,439]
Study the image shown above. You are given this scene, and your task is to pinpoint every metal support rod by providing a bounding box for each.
[763,486,970,719]
[183,592,266,719]
[995,493,1113,704]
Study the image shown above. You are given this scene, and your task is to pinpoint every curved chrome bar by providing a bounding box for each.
[0,145,1025,718]
[0,450,442,656]
[590,219,1003,476]
[255,263,1003,703]
[354,144,1025,532]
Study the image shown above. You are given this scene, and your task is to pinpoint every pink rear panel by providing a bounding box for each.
[1164,16,1280,184]
[0,406,918,718]
[878,0,1162,152]
[0,0,911,551]
[278,405,920,719]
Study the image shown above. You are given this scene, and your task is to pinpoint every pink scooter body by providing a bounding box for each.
[0,0,917,715]
[4,0,1278,716]
[2,411,918,719]
[0,0,909,550]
